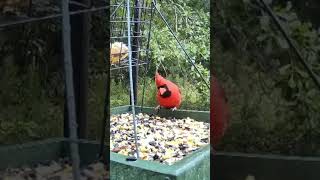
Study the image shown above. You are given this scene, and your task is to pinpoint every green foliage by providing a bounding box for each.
[0,21,64,145]
[144,0,210,105]
[109,0,210,110]
[215,0,320,155]
[0,60,63,145]
[150,0,210,70]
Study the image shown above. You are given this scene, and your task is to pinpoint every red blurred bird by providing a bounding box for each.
[211,74,230,147]
[155,72,182,111]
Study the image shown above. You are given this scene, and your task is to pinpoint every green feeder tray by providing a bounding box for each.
[110,105,210,180]
[214,152,320,180]
[0,138,103,170]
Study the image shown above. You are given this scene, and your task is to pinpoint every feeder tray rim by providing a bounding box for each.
[110,105,210,176]
[110,145,210,176]
[0,138,101,151]
[111,105,210,114]
[215,151,320,162]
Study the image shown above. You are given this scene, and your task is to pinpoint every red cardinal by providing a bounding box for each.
[211,74,230,147]
[155,72,182,111]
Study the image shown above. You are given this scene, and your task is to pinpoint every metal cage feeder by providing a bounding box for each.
[108,0,210,179]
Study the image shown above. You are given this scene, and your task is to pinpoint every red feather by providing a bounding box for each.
[211,75,230,147]
[155,72,182,109]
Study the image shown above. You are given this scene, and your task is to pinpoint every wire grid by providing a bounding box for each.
[109,0,154,159]
[110,0,153,71]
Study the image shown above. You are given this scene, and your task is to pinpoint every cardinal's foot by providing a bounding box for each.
[155,105,161,111]
[152,105,161,115]
[171,107,177,112]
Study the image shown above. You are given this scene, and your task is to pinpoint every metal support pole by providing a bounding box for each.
[130,0,142,105]
[126,0,140,159]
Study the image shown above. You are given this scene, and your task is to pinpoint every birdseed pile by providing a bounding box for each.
[110,113,210,165]
[0,159,109,180]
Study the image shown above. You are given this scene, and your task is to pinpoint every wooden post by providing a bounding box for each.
[64,0,91,139]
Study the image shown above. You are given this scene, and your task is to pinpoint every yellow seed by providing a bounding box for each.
[139,146,148,153]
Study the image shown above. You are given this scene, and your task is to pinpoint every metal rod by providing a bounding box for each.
[112,15,152,19]
[119,59,143,64]
[152,0,210,89]
[131,0,142,106]
[111,4,153,9]
[111,35,148,39]
[111,62,148,71]
[61,0,81,179]
[111,0,124,17]
[126,0,140,159]
[0,6,108,28]
[110,49,151,53]
[258,0,320,90]
[110,20,150,22]
[141,1,155,110]
[117,57,147,62]
[111,29,144,34]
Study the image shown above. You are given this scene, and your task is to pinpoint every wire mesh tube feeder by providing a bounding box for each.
[105,0,155,161]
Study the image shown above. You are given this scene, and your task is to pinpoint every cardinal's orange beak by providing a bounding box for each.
[159,87,166,95]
